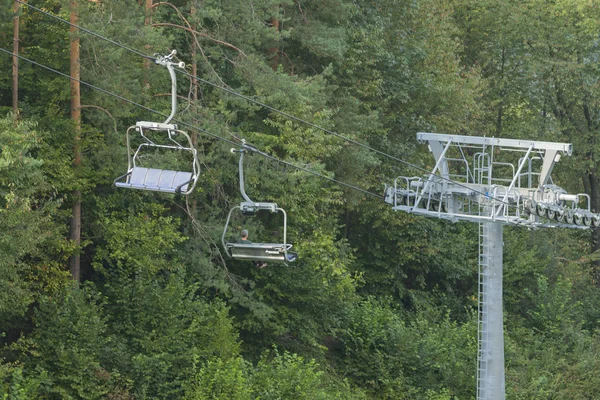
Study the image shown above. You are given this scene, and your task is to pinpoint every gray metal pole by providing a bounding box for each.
[478,220,505,400]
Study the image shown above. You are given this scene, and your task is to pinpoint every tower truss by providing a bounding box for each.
[385,133,591,400]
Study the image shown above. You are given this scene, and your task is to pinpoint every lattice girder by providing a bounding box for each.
[384,133,598,228]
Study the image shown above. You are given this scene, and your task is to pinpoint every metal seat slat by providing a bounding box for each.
[115,167,192,193]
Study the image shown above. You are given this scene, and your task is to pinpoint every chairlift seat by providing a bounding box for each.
[226,242,298,262]
[115,167,193,193]
[114,54,200,195]
[221,147,298,263]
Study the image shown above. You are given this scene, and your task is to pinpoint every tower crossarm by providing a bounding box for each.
[416,133,573,155]
[384,133,599,228]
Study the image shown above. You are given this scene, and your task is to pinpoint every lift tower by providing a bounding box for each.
[384,133,597,400]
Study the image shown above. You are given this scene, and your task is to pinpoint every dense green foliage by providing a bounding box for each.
[2,0,600,398]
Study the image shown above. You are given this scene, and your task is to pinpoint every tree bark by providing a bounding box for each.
[495,47,506,137]
[268,7,280,71]
[190,3,198,214]
[587,172,600,284]
[12,0,22,122]
[69,0,81,283]
[190,4,198,105]
[145,0,152,30]
[344,207,351,239]
[581,99,600,281]
[143,0,153,88]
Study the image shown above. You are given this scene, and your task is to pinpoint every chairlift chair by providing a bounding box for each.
[222,145,298,263]
[114,50,200,195]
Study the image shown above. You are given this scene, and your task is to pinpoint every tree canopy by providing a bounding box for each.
[2,0,600,398]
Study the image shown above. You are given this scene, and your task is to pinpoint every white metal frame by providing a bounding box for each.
[114,51,200,195]
[385,132,592,228]
[221,144,297,263]
[385,133,589,400]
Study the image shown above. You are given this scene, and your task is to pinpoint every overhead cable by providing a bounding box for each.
[10,4,519,209]
[16,0,154,61]
[0,47,382,200]
[15,0,467,183]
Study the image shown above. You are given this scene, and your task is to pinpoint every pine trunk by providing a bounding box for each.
[587,172,600,285]
[190,4,199,215]
[69,0,82,282]
[191,4,198,105]
[269,16,279,71]
[143,0,152,87]
[12,0,21,121]
[268,5,280,71]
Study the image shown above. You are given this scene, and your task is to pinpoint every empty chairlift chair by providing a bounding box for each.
[222,145,298,263]
[114,51,200,195]
[114,122,200,194]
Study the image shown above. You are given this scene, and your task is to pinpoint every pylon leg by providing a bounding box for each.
[477,220,505,400]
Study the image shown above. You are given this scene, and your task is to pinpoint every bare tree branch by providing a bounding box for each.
[171,196,248,294]
[152,22,247,56]
[150,2,236,95]
[80,104,118,135]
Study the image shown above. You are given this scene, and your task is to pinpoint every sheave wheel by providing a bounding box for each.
[525,199,536,216]
[427,201,440,211]
[565,209,574,224]
[536,203,546,217]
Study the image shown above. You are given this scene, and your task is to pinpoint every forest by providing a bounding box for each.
[2,0,600,399]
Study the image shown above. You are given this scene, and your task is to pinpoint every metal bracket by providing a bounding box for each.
[240,201,278,215]
[154,50,186,125]
[232,140,265,205]
[136,121,177,131]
